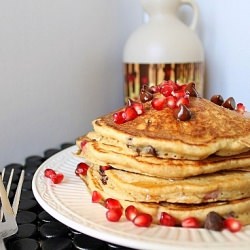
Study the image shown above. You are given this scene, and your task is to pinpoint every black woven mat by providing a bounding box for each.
[2,143,135,250]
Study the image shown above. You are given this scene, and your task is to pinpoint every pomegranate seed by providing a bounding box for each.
[127,98,144,115]
[44,168,56,178]
[159,212,176,227]
[166,96,177,109]
[160,84,173,97]
[236,103,246,114]
[176,95,190,107]
[99,165,111,172]
[133,102,144,115]
[50,173,64,184]
[75,162,89,176]
[224,217,242,233]
[125,205,139,221]
[123,106,138,122]
[106,208,123,222]
[92,191,102,203]
[151,97,167,110]
[113,111,126,124]
[80,140,88,149]
[104,198,122,210]
[165,80,180,91]
[181,217,200,228]
[174,89,186,99]
[179,83,187,91]
[149,85,159,93]
[133,213,153,227]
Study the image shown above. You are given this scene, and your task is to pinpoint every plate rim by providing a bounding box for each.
[32,145,250,250]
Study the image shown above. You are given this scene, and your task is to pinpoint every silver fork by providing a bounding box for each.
[0,168,25,250]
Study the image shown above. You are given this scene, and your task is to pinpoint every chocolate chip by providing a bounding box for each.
[204,211,224,231]
[140,86,153,103]
[185,82,199,97]
[222,97,236,110]
[210,94,224,106]
[101,175,108,185]
[173,104,192,121]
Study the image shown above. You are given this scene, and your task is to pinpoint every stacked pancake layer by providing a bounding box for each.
[76,97,250,226]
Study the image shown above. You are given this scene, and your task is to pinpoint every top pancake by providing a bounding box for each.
[93,97,250,160]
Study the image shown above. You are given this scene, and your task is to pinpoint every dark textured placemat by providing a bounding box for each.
[2,143,136,250]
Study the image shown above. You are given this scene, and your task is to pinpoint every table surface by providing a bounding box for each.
[2,142,135,250]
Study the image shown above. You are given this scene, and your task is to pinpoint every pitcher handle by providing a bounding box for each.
[180,0,199,30]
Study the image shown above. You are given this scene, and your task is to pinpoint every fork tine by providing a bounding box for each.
[1,169,5,180]
[0,169,14,221]
[12,170,25,215]
[0,173,14,221]
[0,170,17,250]
[0,168,24,247]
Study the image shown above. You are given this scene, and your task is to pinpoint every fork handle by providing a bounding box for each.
[0,239,6,250]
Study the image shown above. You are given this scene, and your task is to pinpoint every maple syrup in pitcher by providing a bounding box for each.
[123,0,204,102]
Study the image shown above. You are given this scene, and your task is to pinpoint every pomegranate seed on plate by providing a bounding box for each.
[159,212,176,227]
[125,205,139,221]
[181,217,200,228]
[223,217,242,233]
[151,97,167,110]
[133,213,153,227]
[106,208,123,222]
[92,190,102,203]
[44,168,56,178]
[104,198,122,210]
[75,162,89,176]
[50,173,64,184]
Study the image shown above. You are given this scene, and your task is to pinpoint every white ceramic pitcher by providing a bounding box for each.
[123,0,204,101]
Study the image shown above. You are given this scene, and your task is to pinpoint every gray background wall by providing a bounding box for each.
[0,0,249,168]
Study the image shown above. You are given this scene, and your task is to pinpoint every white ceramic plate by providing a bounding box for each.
[32,146,250,250]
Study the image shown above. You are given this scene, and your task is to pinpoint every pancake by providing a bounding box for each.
[77,138,250,179]
[87,166,250,204]
[80,169,250,226]
[92,97,250,160]
[75,83,250,228]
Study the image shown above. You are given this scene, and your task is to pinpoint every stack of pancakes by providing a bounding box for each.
[76,96,250,226]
